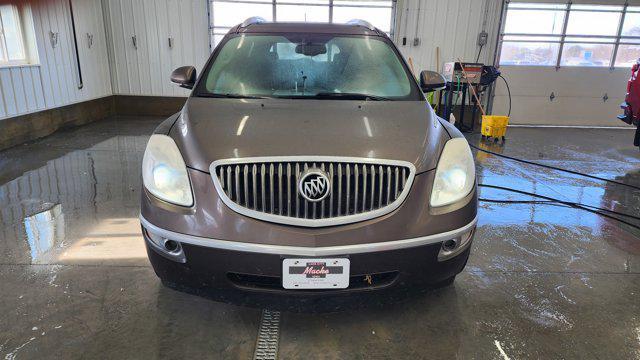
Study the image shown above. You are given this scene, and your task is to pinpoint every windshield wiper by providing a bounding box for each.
[313,92,392,101]
[199,93,267,99]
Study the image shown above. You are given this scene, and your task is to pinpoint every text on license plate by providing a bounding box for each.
[282,258,350,289]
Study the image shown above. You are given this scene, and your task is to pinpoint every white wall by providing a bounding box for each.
[394,0,502,73]
[101,0,209,97]
[0,0,112,120]
[0,0,210,122]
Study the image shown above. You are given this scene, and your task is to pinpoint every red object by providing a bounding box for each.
[621,60,640,126]
[619,59,640,147]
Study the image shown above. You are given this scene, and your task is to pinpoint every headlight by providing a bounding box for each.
[430,138,476,207]
[142,134,193,206]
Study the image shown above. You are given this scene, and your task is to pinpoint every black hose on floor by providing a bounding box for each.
[478,197,640,221]
[478,183,640,230]
[478,184,640,230]
[470,143,640,191]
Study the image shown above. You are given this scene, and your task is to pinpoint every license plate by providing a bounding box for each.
[282,258,350,289]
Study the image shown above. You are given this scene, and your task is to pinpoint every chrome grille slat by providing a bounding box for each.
[220,166,226,195]
[354,164,359,215]
[337,164,343,216]
[369,164,375,211]
[252,164,258,210]
[329,163,334,218]
[394,167,399,199]
[278,163,283,215]
[303,163,309,219]
[227,167,232,199]
[269,163,275,214]
[243,165,249,207]
[386,165,391,206]
[260,164,266,212]
[345,164,351,215]
[312,163,317,220]
[286,164,292,216]
[316,163,324,219]
[361,165,367,212]
[213,158,413,227]
[234,165,240,202]
[377,165,383,207]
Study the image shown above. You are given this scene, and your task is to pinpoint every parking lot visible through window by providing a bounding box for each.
[499,2,640,68]
[0,4,27,66]
[208,0,394,50]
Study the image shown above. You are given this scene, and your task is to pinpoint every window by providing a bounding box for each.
[617,6,640,67]
[499,2,640,68]
[0,4,26,66]
[208,0,395,49]
[196,34,419,100]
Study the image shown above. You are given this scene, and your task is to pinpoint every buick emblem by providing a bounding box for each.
[299,168,331,202]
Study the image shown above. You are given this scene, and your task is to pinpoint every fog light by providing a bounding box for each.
[164,239,180,253]
[442,239,458,252]
[438,228,475,262]
[143,227,186,263]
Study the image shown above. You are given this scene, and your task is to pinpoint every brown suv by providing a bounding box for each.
[140,18,477,297]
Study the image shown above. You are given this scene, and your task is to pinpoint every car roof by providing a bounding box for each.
[232,21,385,37]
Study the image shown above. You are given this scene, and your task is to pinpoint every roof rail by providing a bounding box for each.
[346,19,376,31]
[239,16,266,28]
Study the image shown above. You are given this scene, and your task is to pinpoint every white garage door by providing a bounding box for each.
[492,1,640,126]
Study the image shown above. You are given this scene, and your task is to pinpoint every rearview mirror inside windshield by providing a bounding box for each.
[295,43,327,57]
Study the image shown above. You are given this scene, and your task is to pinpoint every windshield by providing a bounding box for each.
[195,34,420,100]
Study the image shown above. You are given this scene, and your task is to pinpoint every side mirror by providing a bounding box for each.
[171,66,196,89]
[420,70,446,92]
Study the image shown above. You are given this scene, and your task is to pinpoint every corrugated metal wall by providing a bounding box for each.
[0,0,210,122]
[394,0,502,73]
[101,0,210,97]
[0,0,112,120]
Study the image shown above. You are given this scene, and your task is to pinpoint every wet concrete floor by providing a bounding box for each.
[1,117,640,358]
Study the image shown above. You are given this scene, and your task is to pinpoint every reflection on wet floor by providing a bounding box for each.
[0,119,150,267]
[1,120,640,358]
[469,129,640,278]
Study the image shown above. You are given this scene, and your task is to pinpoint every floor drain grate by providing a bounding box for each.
[253,309,281,360]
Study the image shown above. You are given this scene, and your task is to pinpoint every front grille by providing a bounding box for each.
[210,157,415,227]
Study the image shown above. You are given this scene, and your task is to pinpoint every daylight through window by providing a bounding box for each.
[208,0,395,49]
[499,2,640,68]
[0,4,26,66]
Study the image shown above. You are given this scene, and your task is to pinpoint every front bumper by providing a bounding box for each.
[140,167,478,304]
[140,215,476,297]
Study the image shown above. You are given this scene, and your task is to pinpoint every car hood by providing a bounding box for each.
[171,97,449,173]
